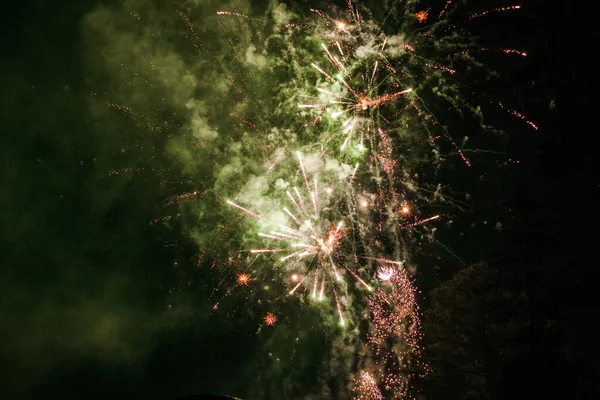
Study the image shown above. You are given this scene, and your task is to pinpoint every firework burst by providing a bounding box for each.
[236,273,250,286]
[228,151,373,325]
[290,1,537,172]
[297,14,415,154]
[263,312,278,326]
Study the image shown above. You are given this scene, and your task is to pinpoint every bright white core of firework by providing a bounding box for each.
[377,266,395,281]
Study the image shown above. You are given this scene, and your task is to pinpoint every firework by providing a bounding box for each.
[93,0,537,397]
[263,312,277,326]
[297,19,415,154]
[352,371,383,400]
[354,266,425,398]
[292,7,473,171]
[237,273,250,286]
[376,265,395,281]
[228,151,373,325]
[415,9,430,23]
[291,3,538,174]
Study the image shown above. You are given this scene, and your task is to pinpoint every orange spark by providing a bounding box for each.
[263,312,277,326]
[237,273,250,286]
[415,8,430,23]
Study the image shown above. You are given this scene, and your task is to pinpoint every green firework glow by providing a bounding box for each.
[85,0,535,398]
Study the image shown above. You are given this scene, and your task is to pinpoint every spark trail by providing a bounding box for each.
[352,266,426,398]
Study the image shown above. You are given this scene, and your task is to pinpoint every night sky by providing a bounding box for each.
[1,0,598,399]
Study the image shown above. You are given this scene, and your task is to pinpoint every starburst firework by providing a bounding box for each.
[263,312,278,326]
[297,15,415,153]
[237,273,250,286]
[228,151,372,325]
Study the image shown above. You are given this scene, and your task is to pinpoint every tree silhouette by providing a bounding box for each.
[422,262,528,399]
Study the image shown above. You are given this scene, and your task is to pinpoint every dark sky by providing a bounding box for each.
[1,0,597,399]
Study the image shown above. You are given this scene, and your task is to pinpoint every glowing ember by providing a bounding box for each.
[415,9,430,23]
[263,312,277,326]
[236,273,250,286]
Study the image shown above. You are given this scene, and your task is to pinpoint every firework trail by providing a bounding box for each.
[352,266,425,398]
[353,370,383,400]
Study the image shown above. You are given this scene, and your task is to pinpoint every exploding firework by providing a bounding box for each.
[214,3,534,395]
[89,0,537,397]
[415,9,430,23]
[296,15,416,155]
[291,7,466,172]
[263,312,278,326]
[289,1,537,171]
[228,151,373,325]
[237,273,250,286]
[376,265,395,281]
